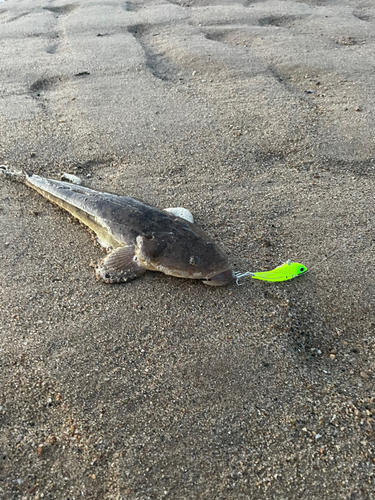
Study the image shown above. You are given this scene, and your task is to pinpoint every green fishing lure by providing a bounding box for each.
[233,260,307,285]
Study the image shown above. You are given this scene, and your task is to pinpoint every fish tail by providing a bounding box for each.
[0,165,27,183]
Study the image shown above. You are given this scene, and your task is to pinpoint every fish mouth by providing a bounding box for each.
[202,269,233,287]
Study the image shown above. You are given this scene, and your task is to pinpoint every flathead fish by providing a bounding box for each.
[1,167,232,286]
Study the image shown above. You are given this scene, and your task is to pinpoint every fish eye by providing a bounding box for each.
[300,267,305,272]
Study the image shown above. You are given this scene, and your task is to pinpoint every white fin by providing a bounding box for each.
[60,173,82,185]
[164,207,194,223]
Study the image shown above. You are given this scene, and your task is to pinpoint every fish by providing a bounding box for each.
[0,167,232,286]
[234,261,307,284]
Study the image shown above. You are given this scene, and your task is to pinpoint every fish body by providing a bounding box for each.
[1,167,232,286]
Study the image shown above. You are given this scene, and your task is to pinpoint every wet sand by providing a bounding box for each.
[0,0,374,498]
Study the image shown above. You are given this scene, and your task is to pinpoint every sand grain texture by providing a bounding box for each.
[0,0,374,498]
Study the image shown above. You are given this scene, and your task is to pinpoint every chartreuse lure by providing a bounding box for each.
[233,260,307,285]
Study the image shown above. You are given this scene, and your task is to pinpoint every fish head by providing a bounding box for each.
[136,227,232,286]
[201,269,233,286]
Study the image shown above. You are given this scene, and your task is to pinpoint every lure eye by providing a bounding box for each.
[300,267,305,272]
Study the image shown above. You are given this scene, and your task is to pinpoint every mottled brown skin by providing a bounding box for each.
[1,169,232,286]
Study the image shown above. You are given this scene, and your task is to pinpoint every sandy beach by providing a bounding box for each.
[0,0,374,498]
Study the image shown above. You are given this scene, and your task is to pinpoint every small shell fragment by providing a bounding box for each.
[60,173,82,185]
[164,207,194,223]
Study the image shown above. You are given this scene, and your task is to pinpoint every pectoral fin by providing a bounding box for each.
[95,246,146,284]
